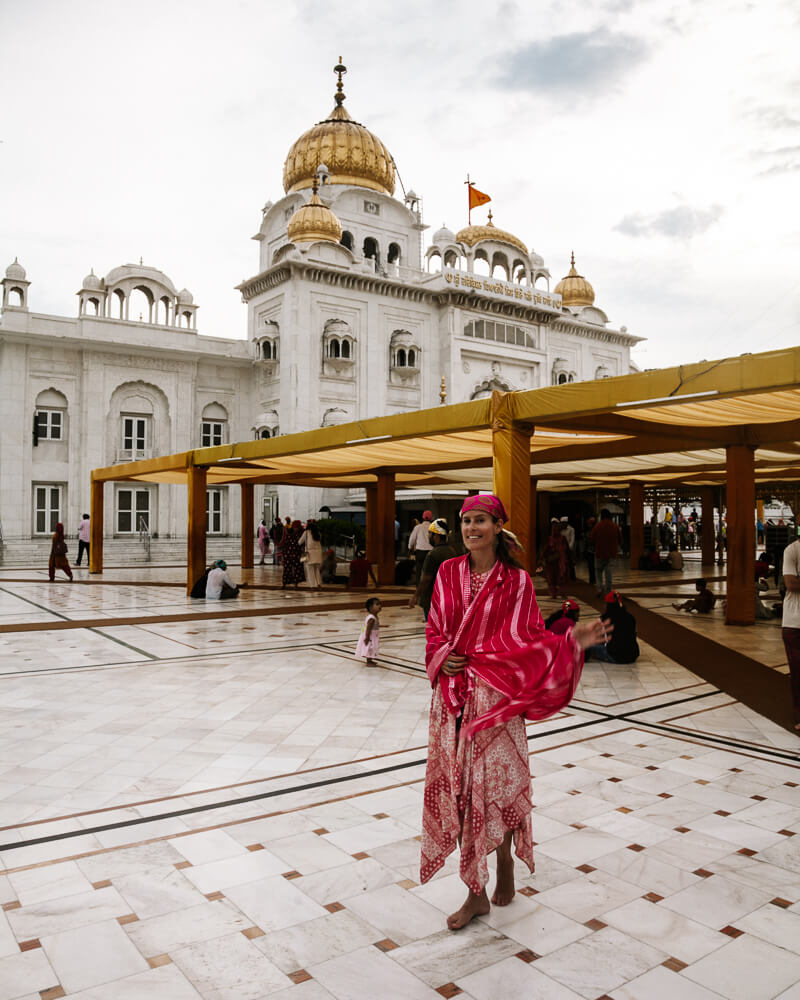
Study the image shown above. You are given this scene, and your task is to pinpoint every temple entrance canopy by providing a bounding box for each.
[91,345,800,623]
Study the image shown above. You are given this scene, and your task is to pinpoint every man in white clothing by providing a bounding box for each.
[408,510,434,585]
[206,560,240,600]
[781,536,800,730]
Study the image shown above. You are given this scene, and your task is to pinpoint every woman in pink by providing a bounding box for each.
[420,495,608,930]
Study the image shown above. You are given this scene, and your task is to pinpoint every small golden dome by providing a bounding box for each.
[287,182,343,245]
[455,212,528,255]
[555,252,595,307]
[283,60,396,196]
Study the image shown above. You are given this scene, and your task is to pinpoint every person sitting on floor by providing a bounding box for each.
[349,550,378,589]
[667,544,684,570]
[321,548,348,585]
[190,563,215,598]
[586,591,640,663]
[673,578,716,613]
[544,598,581,635]
[206,560,243,600]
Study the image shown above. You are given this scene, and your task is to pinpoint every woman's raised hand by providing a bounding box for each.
[572,619,613,651]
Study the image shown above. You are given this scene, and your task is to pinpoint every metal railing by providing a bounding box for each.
[335,533,357,562]
[137,515,151,561]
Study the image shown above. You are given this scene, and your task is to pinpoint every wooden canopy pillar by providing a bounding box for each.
[529,478,538,567]
[375,473,395,586]
[89,478,104,574]
[700,486,716,566]
[536,489,551,560]
[187,465,208,596]
[365,484,377,563]
[725,445,755,625]
[629,480,645,569]
[491,403,534,573]
[241,483,254,569]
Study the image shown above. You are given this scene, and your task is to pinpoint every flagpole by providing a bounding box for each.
[465,173,471,225]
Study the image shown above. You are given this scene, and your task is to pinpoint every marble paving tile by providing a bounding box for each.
[268,980,338,1000]
[41,917,149,994]
[323,816,420,853]
[61,962,204,999]
[591,847,701,896]
[535,828,631,866]
[6,885,131,939]
[293,856,402,905]
[534,926,666,999]
[530,869,643,924]
[736,901,800,951]
[224,874,328,932]
[255,908,383,972]
[388,919,521,986]
[265,831,357,874]
[487,899,591,954]
[0,948,58,1000]
[458,955,585,999]
[124,898,251,957]
[75,841,187,881]
[683,933,800,1000]
[113,865,209,919]
[609,964,727,1000]
[340,882,449,944]
[602,897,727,962]
[6,859,94,907]
[0,910,18,960]
[311,943,442,1000]
[659,872,774,929]
[181,846,288,893]
[166,829,249,866]
[170,930,290,999]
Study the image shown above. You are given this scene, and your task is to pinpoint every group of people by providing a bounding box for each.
[539,508,622,599]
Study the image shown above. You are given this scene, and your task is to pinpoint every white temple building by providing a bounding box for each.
[0,61,642,560]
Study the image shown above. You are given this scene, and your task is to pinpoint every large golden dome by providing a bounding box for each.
[455,213,528,255]
[555,252,595,307]
[283,61,396,196]
[287,184,343,244]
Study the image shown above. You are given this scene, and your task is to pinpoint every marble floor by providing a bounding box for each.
[0,560,798,1000]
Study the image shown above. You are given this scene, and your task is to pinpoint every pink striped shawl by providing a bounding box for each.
[426,555,583,740]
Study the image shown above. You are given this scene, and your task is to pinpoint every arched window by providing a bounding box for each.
[341,231,354,251]
[363,237,379,262]
[113,288,125,319]
[259,428,270,439]
[262,341,272,360]
[427,250,442,273]
[129,286,154,323]
[201,402,228,447]
[387,242,401,264]
[397,348,406,367]
[558,373,568,385]
[473,251,491,277]
[408,349,416,367]
[7,287,24,307]
[34,388,68,443]
[329,339,340,358]
[341,339,350,359]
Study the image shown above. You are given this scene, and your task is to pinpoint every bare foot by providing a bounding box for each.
[447,890,490,930]
[491,849,515,906]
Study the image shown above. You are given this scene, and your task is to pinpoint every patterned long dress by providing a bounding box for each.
[420,555,583,894]
[281,529,304,587]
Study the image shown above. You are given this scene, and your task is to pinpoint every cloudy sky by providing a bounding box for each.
[2,0,798,370]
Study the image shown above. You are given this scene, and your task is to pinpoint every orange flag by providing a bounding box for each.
[468,184,491,209]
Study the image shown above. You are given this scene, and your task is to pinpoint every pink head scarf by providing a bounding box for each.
[459,494,508,522]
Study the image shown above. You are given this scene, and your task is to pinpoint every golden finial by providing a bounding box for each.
[487,210,494,226]
[312,173,320,196]
[440,376,447,404]
[334,57,347,107]
[570,250,575,267]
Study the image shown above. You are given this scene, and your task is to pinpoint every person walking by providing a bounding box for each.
[781,539,800,732]
[281,520,304,589]
[257,519,270,565]
[75,514,91,566]
[591,508,622,597]
[48,523,73,581]
[408,518,455,620]
[269,517,284,565]
[408,510,434,584]
[420,494,608,930]
[539,519,570,598]
[299,520,323,589]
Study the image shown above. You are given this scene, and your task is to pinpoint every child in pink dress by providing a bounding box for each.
[355,597,381,664]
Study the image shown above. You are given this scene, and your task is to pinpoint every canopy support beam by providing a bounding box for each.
[725,445,755,625]
[187,465,207,596]
[89,479,104,574]
[376,473,396,587]
[241,483,254,570]
[491,403,534,573]
[700,486,716,566]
